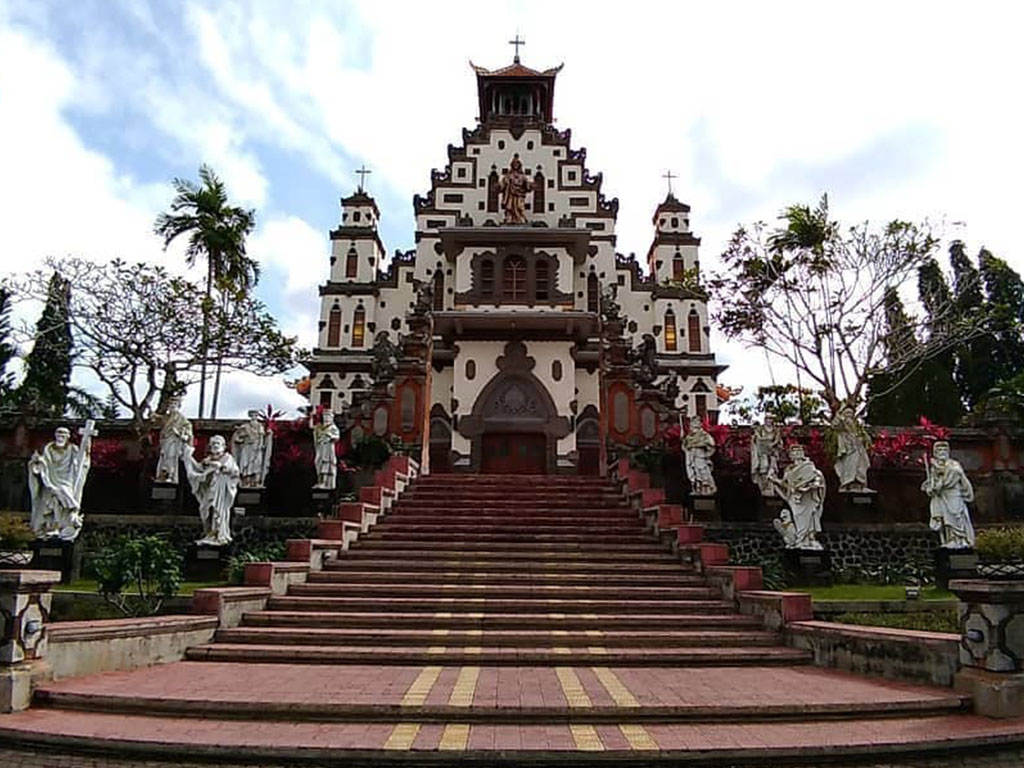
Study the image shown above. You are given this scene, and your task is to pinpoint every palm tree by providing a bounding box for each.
[209,252,261,417]
[154,165,256,418]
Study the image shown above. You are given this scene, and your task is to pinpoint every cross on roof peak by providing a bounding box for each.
[662,170,677,196]
[356,164,372,192]
[508,32,525,63]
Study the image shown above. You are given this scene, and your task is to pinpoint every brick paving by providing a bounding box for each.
[4,474,1024,764]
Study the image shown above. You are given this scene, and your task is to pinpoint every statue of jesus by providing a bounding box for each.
[499,153,532,225]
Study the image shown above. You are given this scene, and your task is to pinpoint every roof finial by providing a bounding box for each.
[356,164,372,192]
[508,31,525,63]
[662,170,677,197]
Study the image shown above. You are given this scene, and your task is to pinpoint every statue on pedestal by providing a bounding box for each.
[750,417,782,496]
[682,415,716,496]
[832,406,872,493]
[185,435,239,547]
[922,441,975,549]
[28,422,96,541]
[155,397,193,484]
[231,410,272,488]
[311,409,341,490]
[771,444,826,550]
[499,153,532,225]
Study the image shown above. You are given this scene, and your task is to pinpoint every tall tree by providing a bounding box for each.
[0,285,16,411]
[154,164,256,418]
[17,271,72,417]
[209,251,261,417]
[977,249,1024,395]
[948,241,990,407]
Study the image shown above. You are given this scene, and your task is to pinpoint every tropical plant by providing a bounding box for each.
[154,164,257,418]
[92,535,183,617]
[976,527,1024,563]
[225,541,288,584]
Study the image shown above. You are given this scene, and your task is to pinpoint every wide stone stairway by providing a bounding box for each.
[2,473,1023,765]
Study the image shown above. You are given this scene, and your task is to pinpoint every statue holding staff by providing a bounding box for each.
[922,441,975,549]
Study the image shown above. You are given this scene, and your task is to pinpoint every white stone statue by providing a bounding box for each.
[832,406,872,493]
[155,397,194,484]
[922,440,975,550]
[231,410,273,488]
[750,417,782,496]
[682,415,716,496]
[184,435,239,546]
[770,443,826,550]
[27,422,96,542]
[311,409,341,490]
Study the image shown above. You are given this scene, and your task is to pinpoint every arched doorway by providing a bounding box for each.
[458,340,570,474]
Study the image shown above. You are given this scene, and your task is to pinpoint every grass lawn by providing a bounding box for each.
[53,578,227,596]
[794,584,954,602]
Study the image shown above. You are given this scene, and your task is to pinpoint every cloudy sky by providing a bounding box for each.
[1,0,1021,419]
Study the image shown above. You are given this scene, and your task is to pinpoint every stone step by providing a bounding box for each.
[285,583,721,601]
[381,514,640,525]
[374,521,643,532]
[397,498,627,508]
[362,531,652,544]
[32,663,970,724]
[306,570,705,587]
[185,643,813,666]
[216,627,779,648]
[8,709,1019,764]
[322,558,692,574]
[338,548,679,563]
[265,596,737,614]
[242,611,764,630]
[350,540,669,554]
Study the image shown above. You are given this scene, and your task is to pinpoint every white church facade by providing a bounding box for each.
[304,55,724,474]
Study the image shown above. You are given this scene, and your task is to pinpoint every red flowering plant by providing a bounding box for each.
[871,416,951,469]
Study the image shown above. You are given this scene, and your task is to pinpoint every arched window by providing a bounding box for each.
[503,256,527,302]
[533,171,545,213]
[432,271,444,311]
[352,305,366,348]
[327,305,342,347]
[587,273,599,313]
[664,309,677,351]
[345,248,358,278]
[688,309,701,352]
[487,170,500,213]
[480,259,495,297]
[672,254,685,281]
[535,260,549,301]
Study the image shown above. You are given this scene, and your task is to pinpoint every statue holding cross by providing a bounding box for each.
[27,421,97,541]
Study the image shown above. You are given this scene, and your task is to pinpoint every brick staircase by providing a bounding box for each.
[3,471,1024,765]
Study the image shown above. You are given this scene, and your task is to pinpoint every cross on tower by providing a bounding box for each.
[662,170,677,197]
[508,32,525,63]
[355,164,372,192]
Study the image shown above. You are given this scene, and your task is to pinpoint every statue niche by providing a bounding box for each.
[458,340,570,473]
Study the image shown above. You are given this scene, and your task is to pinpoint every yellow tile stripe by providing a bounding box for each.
[439,723,470,751]
[556,667,592,708]
[588,647,608,655]
[553,646,572,655]
[619,724,658,750]
[432,628,449,637]
[592,667,639,708]
[570,724,604,751]
[427,646,446,655]
[384,723,421,750]
[401,666,442,706]
[449,666,479,707]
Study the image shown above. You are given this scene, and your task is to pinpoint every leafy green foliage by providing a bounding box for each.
[17,272,72,417]
[225,541,287,584]
[0,514,34,550]
[725,384,829,425]
[348,435,394,470]
[92,536,183,617]
[976,526,1024,563]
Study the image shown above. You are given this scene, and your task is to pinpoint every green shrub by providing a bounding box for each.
[833,610,958,634]
[348,435,393,469]
[225,541,288,584]
[0,514,34,550]
[92,535,182,617]
[976,526,1024,563]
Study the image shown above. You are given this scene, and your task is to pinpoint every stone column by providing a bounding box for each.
[0,569,61,712]
[950,579,1024,718]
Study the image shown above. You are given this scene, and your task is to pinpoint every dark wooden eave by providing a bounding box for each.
[432,310,598,344]
[438,226,592,263]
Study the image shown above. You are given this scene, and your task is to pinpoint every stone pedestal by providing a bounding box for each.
[185,544,233,582]
[311,487,338,517]
[784,548,833,587]
[235,486,265,514]
[949,579,1024,718]
[150,481,182,512]
[29,539,81,585]
[0,569,60,712]
[689,494,719,522]
[934,547,978,590]
[839,490,879,519]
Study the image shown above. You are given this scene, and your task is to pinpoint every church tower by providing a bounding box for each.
[304,49,724,474]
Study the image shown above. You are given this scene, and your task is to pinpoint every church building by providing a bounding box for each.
[304,53,724,474]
